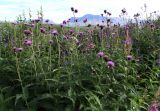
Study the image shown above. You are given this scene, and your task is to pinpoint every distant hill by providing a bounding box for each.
[67,14,129,26]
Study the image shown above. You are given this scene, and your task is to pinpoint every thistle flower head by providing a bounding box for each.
[122,8,127,14]
[45,19,49,23]
[107,61,115,68]
[78,32,84,37]
[14,47,23,53]
[97,51,104,58]
[148,103,159,111]
[127,55,133,61]
[71,7,74,11]
[63,20,66,24]
[74,9,78,13]
[24,39,32,46]
[51,30,58,36]
[24,30,32,35]
[70,29,74,34]
[40,27,46,33]
[83,18,87,23]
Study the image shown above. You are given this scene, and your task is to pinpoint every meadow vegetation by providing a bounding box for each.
[0,7,159,111]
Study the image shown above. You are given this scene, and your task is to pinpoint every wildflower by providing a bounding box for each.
[100,25,104,30]
[133,13,140,18]
[24,39,32,46]
[107,61,115,68]
[14,47,23,53]
[51,30,58,36]
[45,19,49,23]
[148,103,159,111]
[49,40,53,44]
[107,19,111,23]
[122,8,127,14]
[60,24,63,28]
[87,24,91,27]
[107,12,111,16]
[127,55,133,61]
[40,27,46,33]
[30,24,35,27]
[97,51,104,58]
[63,20,66,24]
[83,19,87,23]
[71,7,74,12]
[74,9,78,13]
[35,19,40,23]
[67,19,70,23]
[78,32,84,37]
[70,29,74,34]
[24,30,32,35]
[75,19,78,22]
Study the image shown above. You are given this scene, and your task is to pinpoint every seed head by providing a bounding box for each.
[74,9,78,13]
[71,7,74,11]
[127,55,133,61]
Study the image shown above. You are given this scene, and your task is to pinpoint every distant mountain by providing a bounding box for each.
[67,14,128,26]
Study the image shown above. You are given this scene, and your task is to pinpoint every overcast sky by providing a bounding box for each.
[0,0,160,23]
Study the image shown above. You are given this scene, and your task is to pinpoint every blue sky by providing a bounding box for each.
[0,0,159,23]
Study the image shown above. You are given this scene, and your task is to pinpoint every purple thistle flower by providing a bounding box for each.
[83,18,87,23]
[75,19,78,22]
[107,61,115,68]
[60,24,63,28]
[122,8,127,14]
[24,30,32,35]
[127,55,133,61]
[148,103,159,111]
[45,19,49,23]
[35,19,40,23]
[63,20,67,24]
[30,24,35,27]
[51,30,58,36]
[24,39,32,46]
[40,27,46,33]
[78,32,84,37]
[14,47,23,53]
[97,51,104,58]
[69,29,74,35]
[67,19,70,23]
